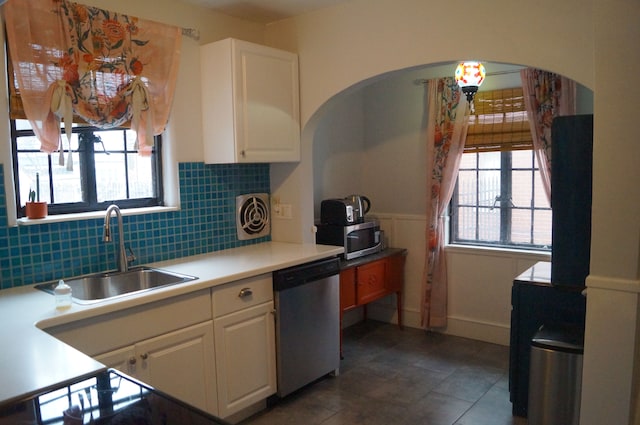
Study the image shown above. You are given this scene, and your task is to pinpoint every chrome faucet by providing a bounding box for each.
[103,205,135,272]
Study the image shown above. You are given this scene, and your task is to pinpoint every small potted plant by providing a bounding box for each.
[25,173,47,219]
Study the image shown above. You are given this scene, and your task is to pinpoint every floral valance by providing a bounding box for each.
[4,0,182,155]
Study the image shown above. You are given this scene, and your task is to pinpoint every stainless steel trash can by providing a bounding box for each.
[528,325,584,425]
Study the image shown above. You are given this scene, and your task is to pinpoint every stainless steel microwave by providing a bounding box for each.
[315,219,383,260]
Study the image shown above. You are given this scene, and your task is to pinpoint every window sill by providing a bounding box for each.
[445,243,551,261]
[16,205,180,226]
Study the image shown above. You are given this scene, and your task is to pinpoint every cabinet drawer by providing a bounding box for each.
[212,274,273,318]
[47,290,212,356]
[356,260,387,305]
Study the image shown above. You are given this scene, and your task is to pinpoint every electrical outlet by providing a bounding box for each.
[274,203,292,219]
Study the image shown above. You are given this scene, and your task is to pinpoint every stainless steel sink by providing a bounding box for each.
[35,267,197,304]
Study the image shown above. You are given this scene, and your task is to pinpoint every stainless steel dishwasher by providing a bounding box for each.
[272,257,341,397]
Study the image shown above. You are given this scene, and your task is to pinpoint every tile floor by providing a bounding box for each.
[241,320,528,425]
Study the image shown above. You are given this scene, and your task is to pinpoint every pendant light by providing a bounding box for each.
[454,61,486,111]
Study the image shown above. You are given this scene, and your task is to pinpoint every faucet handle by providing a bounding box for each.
[126,244,136,264]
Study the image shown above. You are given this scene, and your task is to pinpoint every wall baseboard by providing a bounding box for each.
[366,304,422,330]
[439,316,510,346]
[366,305,510,346]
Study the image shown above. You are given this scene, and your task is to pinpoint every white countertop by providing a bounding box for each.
[0,242,343,406]
[514,260,551,284]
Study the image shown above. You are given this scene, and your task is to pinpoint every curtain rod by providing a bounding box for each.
[181,27,200,41]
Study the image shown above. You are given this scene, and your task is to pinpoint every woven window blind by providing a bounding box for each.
[7,56,27,120]
[7,52,92,124]
[464,87,532,153]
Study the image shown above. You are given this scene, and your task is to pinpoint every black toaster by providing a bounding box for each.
[320,198,358,225]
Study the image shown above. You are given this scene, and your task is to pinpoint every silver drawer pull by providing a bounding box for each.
[238,288,253,298]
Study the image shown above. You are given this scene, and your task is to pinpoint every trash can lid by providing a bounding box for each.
[531,324,584,354]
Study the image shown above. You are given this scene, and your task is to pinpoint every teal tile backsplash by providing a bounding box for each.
[0,162,270,289]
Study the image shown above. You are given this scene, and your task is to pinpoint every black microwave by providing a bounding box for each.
[316,219,383,260]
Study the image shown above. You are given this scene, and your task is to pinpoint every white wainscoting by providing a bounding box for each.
[362,213,550,346]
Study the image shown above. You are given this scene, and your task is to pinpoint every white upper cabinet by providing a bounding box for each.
[201,38,300,163]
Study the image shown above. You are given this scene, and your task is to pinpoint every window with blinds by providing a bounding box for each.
[450,86,552,251]
[7,51,163,218]
[464,88,532,153]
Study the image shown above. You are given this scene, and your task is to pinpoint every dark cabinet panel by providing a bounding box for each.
[551,114,593,287]
[509,262,586,417]
[340,268,357,311]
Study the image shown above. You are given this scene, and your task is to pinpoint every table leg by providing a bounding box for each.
[397,291,403,330]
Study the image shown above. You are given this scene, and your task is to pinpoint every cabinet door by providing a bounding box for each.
[214,301,276,418]
[136,321,217,415]
[94,345,137,377]
[356,260,387,305]
[339,267,357,311]
[233,41,300,163]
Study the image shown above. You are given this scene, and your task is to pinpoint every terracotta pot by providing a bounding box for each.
[25,202,48,219]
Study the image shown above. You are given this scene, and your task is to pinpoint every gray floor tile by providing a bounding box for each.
[241,320,526,425]
[455,381,528,425]
[409,391,474,425]
[432,364,504,402]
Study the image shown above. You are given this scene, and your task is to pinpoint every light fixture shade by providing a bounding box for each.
[455,61,486,105]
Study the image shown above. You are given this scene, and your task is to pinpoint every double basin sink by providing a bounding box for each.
[35,267,197,304]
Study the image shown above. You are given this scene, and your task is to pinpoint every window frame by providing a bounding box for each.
[450,149,552,252]
[11,120,164,218]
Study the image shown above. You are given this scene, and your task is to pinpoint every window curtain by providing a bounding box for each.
[520,69,576,202]
[421,78,469,329]
[4,0,181,157]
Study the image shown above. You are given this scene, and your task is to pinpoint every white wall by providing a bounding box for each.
[312,90,366,217]
[444,246,549,345]
[361,68,428,214]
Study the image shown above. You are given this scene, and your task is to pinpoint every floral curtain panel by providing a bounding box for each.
[421,78,469,329]
[5,0,181,156]
[520,69,576,202]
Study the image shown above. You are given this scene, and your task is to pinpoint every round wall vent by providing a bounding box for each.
[236,193,270,240]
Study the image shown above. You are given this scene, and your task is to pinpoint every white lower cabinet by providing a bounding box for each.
[94,345,137,376]
[48,278,278,422]
[95,321,217,415]
[212,274,277,419]
[47,291,219,416]
[214,302,276,418]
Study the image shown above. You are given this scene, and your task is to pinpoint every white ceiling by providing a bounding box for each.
[180,0,348,23]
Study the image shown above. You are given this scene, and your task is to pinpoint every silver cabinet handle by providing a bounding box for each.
[238,288,253,298]
[140,353,149,360]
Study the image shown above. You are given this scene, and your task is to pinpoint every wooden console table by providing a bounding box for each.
[339,248,407,356]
